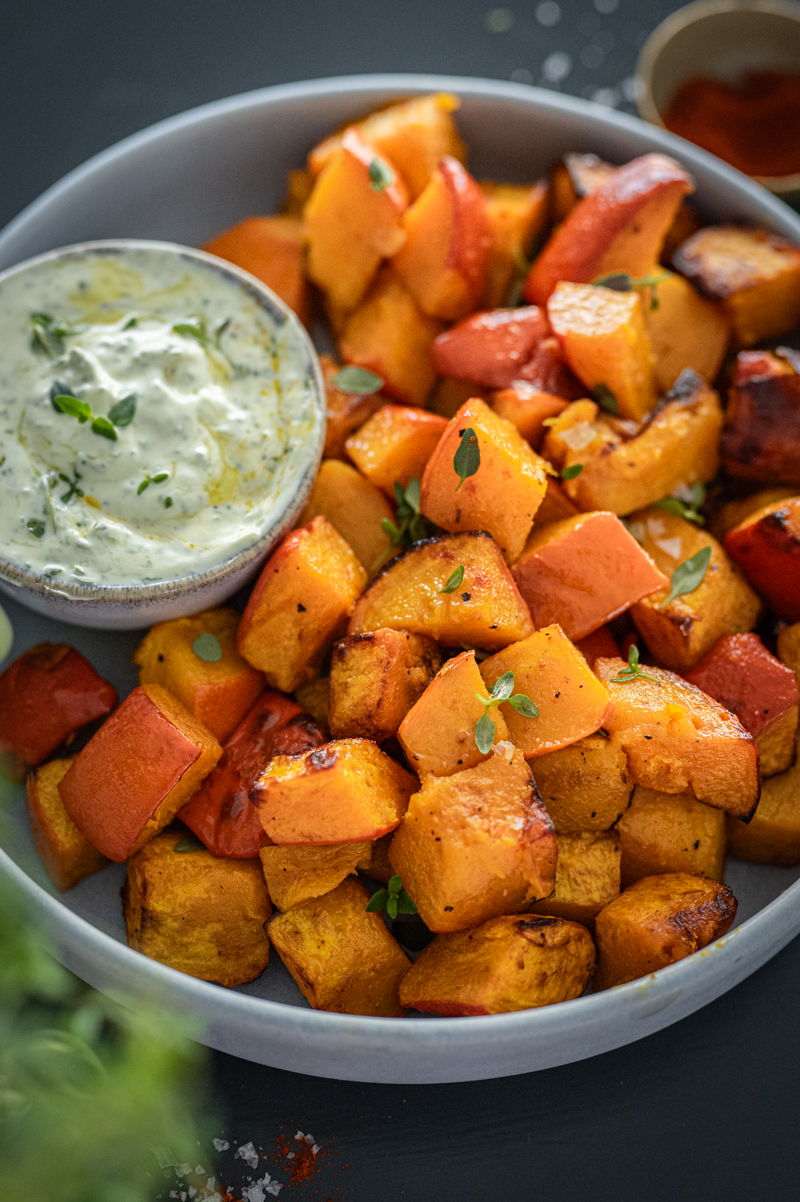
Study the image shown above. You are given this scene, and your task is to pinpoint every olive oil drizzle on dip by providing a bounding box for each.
[0,250,319,586]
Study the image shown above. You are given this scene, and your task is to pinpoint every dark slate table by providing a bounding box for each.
[3,3,799,1198]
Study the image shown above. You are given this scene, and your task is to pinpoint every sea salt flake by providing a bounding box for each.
[176,1165,193,1179]
[560,421,598,451]
[213,1138,230,1152]
[656,536,683,560]
[236,1142,260,1169]
[243,1187,265,1202]
[194,1166,206,1175]
[294,1130,304,1140]
[312,1144,320,1155]
[304,1134,315,1144]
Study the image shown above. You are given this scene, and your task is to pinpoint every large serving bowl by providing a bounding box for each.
[1,74,799,1085]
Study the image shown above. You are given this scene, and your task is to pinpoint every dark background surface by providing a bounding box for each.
[2,2,799,1198]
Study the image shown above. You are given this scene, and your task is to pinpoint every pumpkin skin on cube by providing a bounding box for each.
[348,531,533,650]
[726,749,800,865]
[431,306,550,389]
[122,829,271,988]
[251,738,414,845]
[480,181,549,308]
[528,830,621,929]
[724,497,800,622]
[238,516,366,692]
[133,606,264,744]
[644,271,729,394]
[594,658,760,821]
[58,684,222,863]
[345,405,447,495]
[259,842,372,911]
[26,757,109,892]
[490,386,568,450]
[389,744,557,932]
[329,629,442,742]
[530,735,631,832]
[268,877,409,1016]
[512,511,668,642]
[720,352,800,486]
[480,625,613,758]
[295,459,393,573]
[420,397,549,562]
[398,649,509,778]
[593,873,737,991]
[399,914,596,1016]
[202,215,310,324]
[616,787,726,887]
[320,354,384,460]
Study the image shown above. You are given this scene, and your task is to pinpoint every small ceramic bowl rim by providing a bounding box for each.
[0,239,326,610]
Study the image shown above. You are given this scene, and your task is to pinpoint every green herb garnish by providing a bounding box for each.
[163,496,173,509]
[137,471,169,496]
[609,643,657,684]
[30,313,79,357]
[107,394,136,427]
[475,671,538,753]
[52,394,92,423]
[561,463,584,480]
[379,478,430,557]
[365,875,417,920]
[440,564,465,594]
[122,315,138,330]
[368,156,395,192]
[26,519,45,539]
[652,482,706,526]
[331,365,384,394]
[591,384,618,416]
[192,633,222,662]
[172,317,233,371]
[454,426,480,491]
[51,386,121,441]
[591,269,671,310]
[90,416,117,441]
[659,545,712,609]
[58,471,84,503]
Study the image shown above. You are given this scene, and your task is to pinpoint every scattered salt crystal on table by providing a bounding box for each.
[213,1138,230,1152]
[236,1141,260,1169]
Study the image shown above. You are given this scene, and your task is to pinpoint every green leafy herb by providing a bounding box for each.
[610,643,657,684]
[50,381,75,412]
[379,477,430,559]
[659,544,712,609]
[561,463,584,480]
[52,394,92,423]
[454,426,480,490]
[440,564,465,594]
[122,315,138,330]
[30,313,79,357]
[58,471,84,503]
[172,317,234,372]
[474,670,538,753]
[365,875,418,920]
[137,471,169,496]
[331,365,384,394]
[591,384,618,415]
[90,416,117,441]
[26,519,45,539]
[591,269,671,309]
[172,318,208,342]
[652,482,706,526]
[368,156,395,192]
[51,385,126,441]
[163,496,173,509]
[192,633,222,662]
[107,394,136,427]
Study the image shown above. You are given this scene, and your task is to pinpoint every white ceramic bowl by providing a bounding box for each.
[1,74,800,1085]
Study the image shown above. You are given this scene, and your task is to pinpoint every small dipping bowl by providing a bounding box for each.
[0,240,326,629]
[636,0,800,204]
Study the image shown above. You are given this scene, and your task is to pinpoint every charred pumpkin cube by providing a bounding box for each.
[528,830,621,928]
[720,352,800,485]
[725,497,800,622]
[398,914,596,1015]
[388,744,557,932]
[531,735,631,832]
[726,748,800,865]
[295,458,394,574]
[259,842,372,910]
[268,877,409,1016]
[26,757,109,892]
[644,270,730,394]
[329,629,442,743]
[593,872,737,990]
[122,829,271,988]
[616,787,726,886]
[345,404,448,495]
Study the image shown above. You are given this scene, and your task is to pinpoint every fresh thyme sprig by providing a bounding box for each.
[659,545,712,609]
[30,313,82,357]
[609,643,657,684]
[475,671,538,753]
[440,564,465,594]
[380,478,430,555]
[137,471,169,496]
[365,875,417,920]
[454,427,480,491]
[652,482,706,526]
[591,269,671,310]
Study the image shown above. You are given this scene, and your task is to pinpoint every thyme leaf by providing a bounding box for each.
[192,633,222,662]
[474,670,538,751]
[368,156,395,192]
[331,365,384,394]
[659,545,712,609]
[454,427,480,490]
[609,643,658,684]
[365,875,417,920]
[440,564,465,594]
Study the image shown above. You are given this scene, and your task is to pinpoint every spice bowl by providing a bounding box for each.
[635,0,800,204]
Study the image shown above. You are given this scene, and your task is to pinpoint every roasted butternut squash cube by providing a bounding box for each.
[251,738,414,844]
[531,477,580,528]
[711,487,799,543]
[721,351,800,485]
[320,354,384,460]
[490,386,568,449]
[122,829,271,988]
[389,743,557,932]
[627,510,761,674]
[26,757,109,892]
[238,516,366,692]
[348,531,533,650]
[295,459,393,573]
[366,831,395,883]
[329,629,442,742]
[0,643,117,780]
[513,511,668,642]
[303,126,408,316]
[345,404,447,494]
[528,830,621,928]
[547,283,658,421]
[293,676,330,728]
[725,497,800,622]
[549,152,615,222]
[259,841,371,910]
[616,787,726,886]
[515,335,586,399]
[726,748,800,865]
[59,684,221,862]
[594,658,760,820]
[480,180,549,308]
[268,877,409,1015]
[202,215,309,324]
[481,626,613,758]
[644,271,729,393]
[338,267,445,406]
[133,607,264,744]
[530,735,631,832]
[685,633,798,778]
[398,913,596,1015]
[420,397,549,562]
[178,691,327,859]
[431,306,550,389]
[398,649,508,777]
[672,225,800,348]
[593,872,737,990]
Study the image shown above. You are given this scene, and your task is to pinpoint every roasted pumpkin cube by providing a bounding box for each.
[59,684,221,862]
[178,691,327,859]
[259,841,371,911]
[720,351,800,485]
[329,629,442,742]
[293,676,330,728]
[644,270,729,393]
[513,511,668,642]
[202,215,309,324]
[778,620,800,693]
[616,787,726,886]
[122,828,271,988]
[480,626,613,758]
[530,735,631,832]
[595,658,760,820]
[726,748,800,865]
[133,607,264,744]
[725,497,800,622]
[398,649,509,777]
[431,306,550,389]
[389,743,557,932]
[268,877,409,1015]
[366,831,395,883]
[480,180,549,308]
[514,334,586,398]
[531,477,580,528]
[238,516,366,692]
[420,397,549,562]
[26,757,109,892]
[0,643,117,780]
[320,354,384,460]
[628,509,761,674]
[251,738,414,844]
[348,531,533,650]
[711,486,799,542]
[549,152,615,222]
[528,830,621,928]
[398,913,596,1015]
[672,225,800,348]
[593,872,737,990]
[490,386,568,449]
[345,404,447,494]
[295,459,393,573]
[686,633,798,778]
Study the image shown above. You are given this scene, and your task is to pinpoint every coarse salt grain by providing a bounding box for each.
[213,1138,229,1152]
[561,422,598,451]
[236,1142,260,1169]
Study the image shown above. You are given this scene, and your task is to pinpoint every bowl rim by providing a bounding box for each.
[0,238,326,606]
